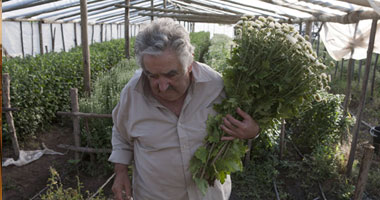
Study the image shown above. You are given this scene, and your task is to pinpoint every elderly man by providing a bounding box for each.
[109,18,259,200]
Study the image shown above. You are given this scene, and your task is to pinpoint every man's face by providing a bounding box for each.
[143,49,192,102]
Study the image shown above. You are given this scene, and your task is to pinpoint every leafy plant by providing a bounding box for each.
[41,167,106,200]
[205,34,233,72]
[190,31,211,62]
[287,91,352,153]
[190,16,329,194]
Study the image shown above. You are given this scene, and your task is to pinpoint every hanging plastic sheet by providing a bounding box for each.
[320,20,380,61]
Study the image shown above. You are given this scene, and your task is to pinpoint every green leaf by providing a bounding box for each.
[194,146,208,164]
[194,177,209,195]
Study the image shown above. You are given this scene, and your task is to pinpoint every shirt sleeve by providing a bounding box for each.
[108,93,134,165]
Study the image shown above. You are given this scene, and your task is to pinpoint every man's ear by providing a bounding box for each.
[187,63,193,73]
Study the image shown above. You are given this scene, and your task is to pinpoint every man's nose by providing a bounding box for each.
[157,77,169,92]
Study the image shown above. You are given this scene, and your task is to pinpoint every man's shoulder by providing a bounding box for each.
[120,69,142,95]
[193,62,223,84]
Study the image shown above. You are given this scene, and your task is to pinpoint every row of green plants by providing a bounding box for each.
[190,31,211,63]
[2,38,134,142]
[204,33,233,72]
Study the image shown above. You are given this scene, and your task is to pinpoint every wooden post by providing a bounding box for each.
[100,24,103,42]
[279,119,286,160]
[358,60,363,85]
[346,19,378,177]
[343,58,354,115]
[31,22,34,56]
[353,144,374,200]
[125,0,130,59]
[70,88,81,160]
[340,58,345,80]
[2,73,20,158]
[105,24,107,41]
[80,0,91,96]
[370,54,379,99]
[299,22,302,35]
[244,139,252,166]
[38,21,44,55]
[163,0,167,9]
[151,0,154,21]
[61,23,66,52]
[74,23,78,47]
[51,24,56,52]
[20,22,25,58]
[305,21,312,41]
[91,25,94,44]
[111,24,113,40]
[334,61,339,78]
[343,22,359,116]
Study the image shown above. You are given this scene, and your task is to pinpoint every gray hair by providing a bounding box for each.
[134,18,194,72]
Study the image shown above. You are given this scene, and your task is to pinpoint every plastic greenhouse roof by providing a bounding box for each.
[2,0,380,24]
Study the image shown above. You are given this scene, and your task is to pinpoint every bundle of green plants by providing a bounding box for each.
[189,16,329,194]
[78,59,139,173]
[205,34,233,73]
[190,31,211,62]
[2,38,130,141]
[41,167,106,200]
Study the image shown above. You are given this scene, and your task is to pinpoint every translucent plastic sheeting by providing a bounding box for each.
[320,20,380,61]
[2,143,65,167]
[2,21,127,57]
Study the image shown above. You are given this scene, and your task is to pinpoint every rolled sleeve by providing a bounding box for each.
[108,126,134,165]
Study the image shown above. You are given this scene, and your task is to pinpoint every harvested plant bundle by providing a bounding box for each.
[190,16,329,194]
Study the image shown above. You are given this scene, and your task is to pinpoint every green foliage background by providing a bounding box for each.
[2,38,132,141]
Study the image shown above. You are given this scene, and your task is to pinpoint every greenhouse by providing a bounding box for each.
[2,0,380,199]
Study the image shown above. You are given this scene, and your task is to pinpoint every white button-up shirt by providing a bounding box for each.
[109,62,231,200]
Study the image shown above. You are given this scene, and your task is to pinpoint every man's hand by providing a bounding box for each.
[220,107,260,140]
[112,163,132,200]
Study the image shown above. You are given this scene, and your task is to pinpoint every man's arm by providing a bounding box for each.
[220,107,260,140]
[112,163,132,200]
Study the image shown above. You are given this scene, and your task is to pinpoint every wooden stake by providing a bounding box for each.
[31,22,34,56]
[346,19,378,177]
[50,24,56,52]
[70,88,81,160]
[91,25,94,44]
[370,54,379,99]
[343,21,359,116]
[125,0,130,59]
[358,60,363,85]
[74,23,78,47]
[279,119,286,160]
[61,23,66,52]
[244,139,252,166]
[80,0,91,96]
[38,21,44,55]
[151,0,154,21]
[2,73,20,158]
[20,22,25,58]
[305,21,312,42]
[57,111,112,118]
[353,144,375,200]
[57,144,111,153]
[334,61,339,79]
[100,24,103,42]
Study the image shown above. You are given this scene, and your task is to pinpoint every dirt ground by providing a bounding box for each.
[2,124,114,200]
